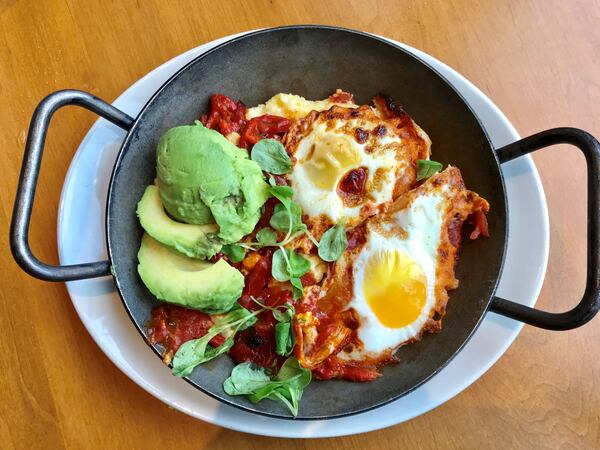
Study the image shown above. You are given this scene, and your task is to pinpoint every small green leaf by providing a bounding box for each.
[172,335,234,377]
[211,305,258,332]
[290,277,304,300]
[272,248,291,282]
[273,303,295,356]
[416,159,443,181]
[223,358,311,417]
[276,358,311,387]
[318,221,348,262]
[288,251,311,278]
[249,358,311,415]
[223,362,272,395]
[275,322,293,356]
[267,185,294,206]
[251,138,292,174]
[272,303,294,323]
[272,248,311,282]
[221,244,246,263]
[256,228,278,245]
[270,202,303,233]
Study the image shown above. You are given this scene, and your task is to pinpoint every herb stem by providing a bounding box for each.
[278,245,293,277]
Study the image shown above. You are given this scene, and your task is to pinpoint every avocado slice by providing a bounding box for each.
[137,233,243,314]
[137,185,222,259]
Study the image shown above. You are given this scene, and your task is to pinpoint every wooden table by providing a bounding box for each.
[1,0,599,448]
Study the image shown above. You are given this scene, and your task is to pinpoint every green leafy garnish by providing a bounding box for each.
[172,305,260,377]
[272,248,310,300]
[256,228,278,245]
[416,159,443,181]
[271,302,295,356]
[250,297,296,347]
[223,357,312,416]
[275,322,294,356]
[266,184,294,205]
[272,248,311,282]
[262,183,319,249]
[250,297,296,356]
[289,277,304,300]
[221,244,246,263]
[318,220,348,262]
[270,202,303,233]
[251,138,292,174]
[271,301,295,323]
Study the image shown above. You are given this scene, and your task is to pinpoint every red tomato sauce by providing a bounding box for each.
[148,305,226,360]
[229,312,279,369]
[233,251,293,369]
[312,355,381,382]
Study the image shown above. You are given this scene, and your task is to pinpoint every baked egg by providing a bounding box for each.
[284,96,431,228]
[339,166,489,362]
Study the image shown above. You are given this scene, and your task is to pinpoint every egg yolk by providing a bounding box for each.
[303,133,361,190]
[363,250,427,328]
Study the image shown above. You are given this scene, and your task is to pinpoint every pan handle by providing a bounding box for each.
[10,90,135,282]
[491,127,600,330]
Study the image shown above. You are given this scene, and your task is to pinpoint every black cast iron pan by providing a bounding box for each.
[10,26,600,419]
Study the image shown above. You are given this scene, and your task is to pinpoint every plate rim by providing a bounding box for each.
[56,31,550,437]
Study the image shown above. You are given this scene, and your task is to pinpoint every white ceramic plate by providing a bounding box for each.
[57,32,549,438]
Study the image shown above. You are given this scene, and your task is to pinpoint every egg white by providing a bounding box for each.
[340,192,445,361]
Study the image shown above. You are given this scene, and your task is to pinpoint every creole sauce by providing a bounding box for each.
[151,93,472,383]
[232,250,292,369]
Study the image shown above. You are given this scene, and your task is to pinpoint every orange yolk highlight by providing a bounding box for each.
[363,250,427,328]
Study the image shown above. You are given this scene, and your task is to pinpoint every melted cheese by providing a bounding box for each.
[246,93,357,121]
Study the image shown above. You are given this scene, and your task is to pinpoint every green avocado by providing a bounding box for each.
[137,233,243,314]
[137,185,222,259]
[156,122,269,243]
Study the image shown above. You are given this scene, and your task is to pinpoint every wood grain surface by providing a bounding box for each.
[1,0,599,448]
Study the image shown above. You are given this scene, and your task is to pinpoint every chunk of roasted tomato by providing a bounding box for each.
[201,94,247,135]
[238,114,292,149]
[337,167,368,205]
